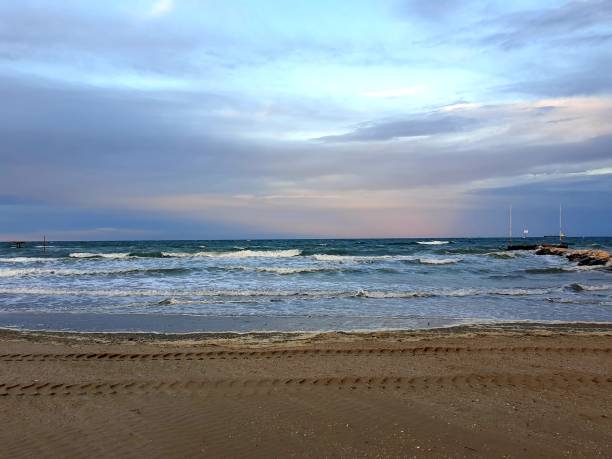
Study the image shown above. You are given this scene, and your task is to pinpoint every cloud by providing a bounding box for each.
[1,1,612,237]
[316,96,612,144]
[500,55,612,97]
[361,85,427,98]
[315,113,479,142]
[477,0,612,50]
[463,171,612,236]
[397,0,469,21]
[149,0,174,17]
[2,76,611,206]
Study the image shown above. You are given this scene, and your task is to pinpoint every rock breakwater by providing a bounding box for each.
[535,246,612,268]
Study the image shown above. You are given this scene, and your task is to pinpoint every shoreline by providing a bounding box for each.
[2,321,611,346]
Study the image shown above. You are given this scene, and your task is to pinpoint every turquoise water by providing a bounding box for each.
[0,238,611,332]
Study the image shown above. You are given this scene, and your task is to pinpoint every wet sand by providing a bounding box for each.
[1,323,611,458]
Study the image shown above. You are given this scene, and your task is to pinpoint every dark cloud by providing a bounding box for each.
[0,75,276,203]
[500,55,612,96]
[464,173,612,236]
[2,72,610,204]
[314,113,479,142]
[477,0,612,50]
[298,133,612,193]
[0,204,275,240]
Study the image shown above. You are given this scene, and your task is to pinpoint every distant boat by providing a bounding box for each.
[506,207,568,250]
[507,207,537,250]
[539,206,569,247]
[557,205,569,248]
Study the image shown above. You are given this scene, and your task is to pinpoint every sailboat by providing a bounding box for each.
[543,205,569,248]
[507,206,537,250]
[557,205,568,248]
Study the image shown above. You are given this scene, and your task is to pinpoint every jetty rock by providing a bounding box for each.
[535,246,612,267]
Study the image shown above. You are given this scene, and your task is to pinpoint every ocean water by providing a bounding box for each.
[0,238,611,333]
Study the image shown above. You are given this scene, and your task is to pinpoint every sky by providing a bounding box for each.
[1,0,612,240]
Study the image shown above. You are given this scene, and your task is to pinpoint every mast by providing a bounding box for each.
[559,205,564,242]
[508,205,512,245]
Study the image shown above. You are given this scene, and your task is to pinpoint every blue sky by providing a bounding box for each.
[1,0,611,239]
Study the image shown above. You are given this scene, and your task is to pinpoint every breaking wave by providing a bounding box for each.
[310,254,391,263]
[309,254,460,265]
[162,249,302,258]
[417,240,450,245]
[69,252,131,259]
[0,267,190,278]
[0,285,565,299]
[252,266,347,274]
[564,283,612,292]
[309,254,424,263]
[0,257,56,263]
[66,249,303,259]
[418,258,461,265]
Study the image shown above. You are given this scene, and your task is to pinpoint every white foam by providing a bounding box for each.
[577,283,612,291]
[353,287,549,298]
[0,286,556,299]
[162,249,302,258]
[310,254,361,262]
[353,289,433,298]
[488,288,550,296]
[310,254,409,263]
[0,268,73,277]
[563,265,603,272]
[418,258,461,265]
[253,266,330,274]
[0,267,184,278]
[69,252,131,259]
[0,257,54,263]
[0,287,323,298]
[417,240,450,245]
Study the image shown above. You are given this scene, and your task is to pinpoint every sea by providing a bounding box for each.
[0,238,611,333]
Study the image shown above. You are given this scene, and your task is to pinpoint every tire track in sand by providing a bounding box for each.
[1,346,610,362]
[1,373,609,396]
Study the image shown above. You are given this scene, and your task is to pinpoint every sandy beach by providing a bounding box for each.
[0,323,610,458]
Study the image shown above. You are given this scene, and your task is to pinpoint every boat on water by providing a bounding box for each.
[506,205,568,250]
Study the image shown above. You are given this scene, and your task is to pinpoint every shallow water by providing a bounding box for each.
[0,238,611,332]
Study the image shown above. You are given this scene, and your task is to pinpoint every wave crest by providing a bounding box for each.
[418,258,461,265]
[162,249,302,258]
[69,252,130,259]
[0,257,55,263]
[0,267,190,278]
[0,285,563,299]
